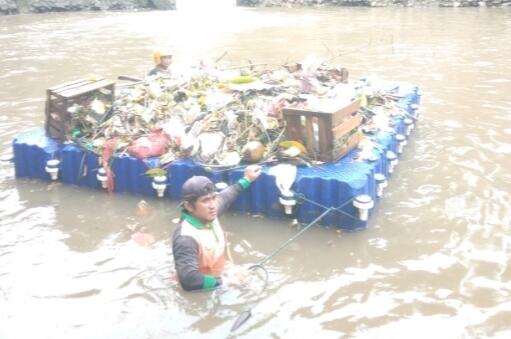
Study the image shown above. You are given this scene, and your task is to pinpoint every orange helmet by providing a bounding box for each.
[153,48,173,65]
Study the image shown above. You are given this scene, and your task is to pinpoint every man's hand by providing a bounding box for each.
[244,164,262,182]
[224,266,252,287]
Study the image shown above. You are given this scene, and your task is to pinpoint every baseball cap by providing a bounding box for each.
[181,176,216,201]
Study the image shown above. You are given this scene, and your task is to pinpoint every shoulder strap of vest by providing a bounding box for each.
[180,219,201,243]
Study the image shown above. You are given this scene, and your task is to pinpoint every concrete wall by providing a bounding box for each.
[0,0,175,14]
[1,0,510,15]
[237,0,511,7]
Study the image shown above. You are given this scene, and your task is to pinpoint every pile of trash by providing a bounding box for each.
[67,58,411,176]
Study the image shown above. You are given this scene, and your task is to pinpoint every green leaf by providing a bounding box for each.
[229,76,257,84]
[145,168,167,177]
[359,94,368,108]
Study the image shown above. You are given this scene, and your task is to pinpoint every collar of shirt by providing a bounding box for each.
[181,210,209,229]
[181,210,220,242]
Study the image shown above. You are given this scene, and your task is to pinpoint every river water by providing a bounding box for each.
[1,6,511,339]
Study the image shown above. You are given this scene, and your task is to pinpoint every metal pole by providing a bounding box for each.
[257,207,333,267]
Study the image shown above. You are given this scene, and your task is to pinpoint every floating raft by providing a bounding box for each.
[12,83,420,231]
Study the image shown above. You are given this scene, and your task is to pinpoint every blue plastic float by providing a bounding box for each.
[12,83,420,231]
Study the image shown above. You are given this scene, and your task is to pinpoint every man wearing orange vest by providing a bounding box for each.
[172,165,262,291]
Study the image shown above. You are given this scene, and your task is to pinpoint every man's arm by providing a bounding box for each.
[173,232,222,291]
[217,182,244,216]
[217,165,262,215]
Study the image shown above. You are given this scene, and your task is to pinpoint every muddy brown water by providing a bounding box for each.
[1,6,511,339]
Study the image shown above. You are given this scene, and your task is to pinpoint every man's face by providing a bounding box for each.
[161,55,172,68]
[185,193,218,223]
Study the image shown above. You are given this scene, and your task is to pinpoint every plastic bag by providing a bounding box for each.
[127,129,169,159]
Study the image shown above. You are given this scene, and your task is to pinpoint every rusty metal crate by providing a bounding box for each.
[45,77,115,142]
[282,99,362,162]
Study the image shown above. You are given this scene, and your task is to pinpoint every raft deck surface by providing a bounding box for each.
[12,83,420,231]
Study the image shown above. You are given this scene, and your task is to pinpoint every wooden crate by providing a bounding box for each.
[45,78,115,142]
[282,99,361,162]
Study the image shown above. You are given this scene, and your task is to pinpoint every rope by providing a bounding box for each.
[294,193,360,222]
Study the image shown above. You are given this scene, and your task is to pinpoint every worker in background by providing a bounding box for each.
[172,165,262,291]
[148,48,173,77]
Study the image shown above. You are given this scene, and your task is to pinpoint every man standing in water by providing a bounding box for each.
[148,48,173,77]
[173,165,262,291]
